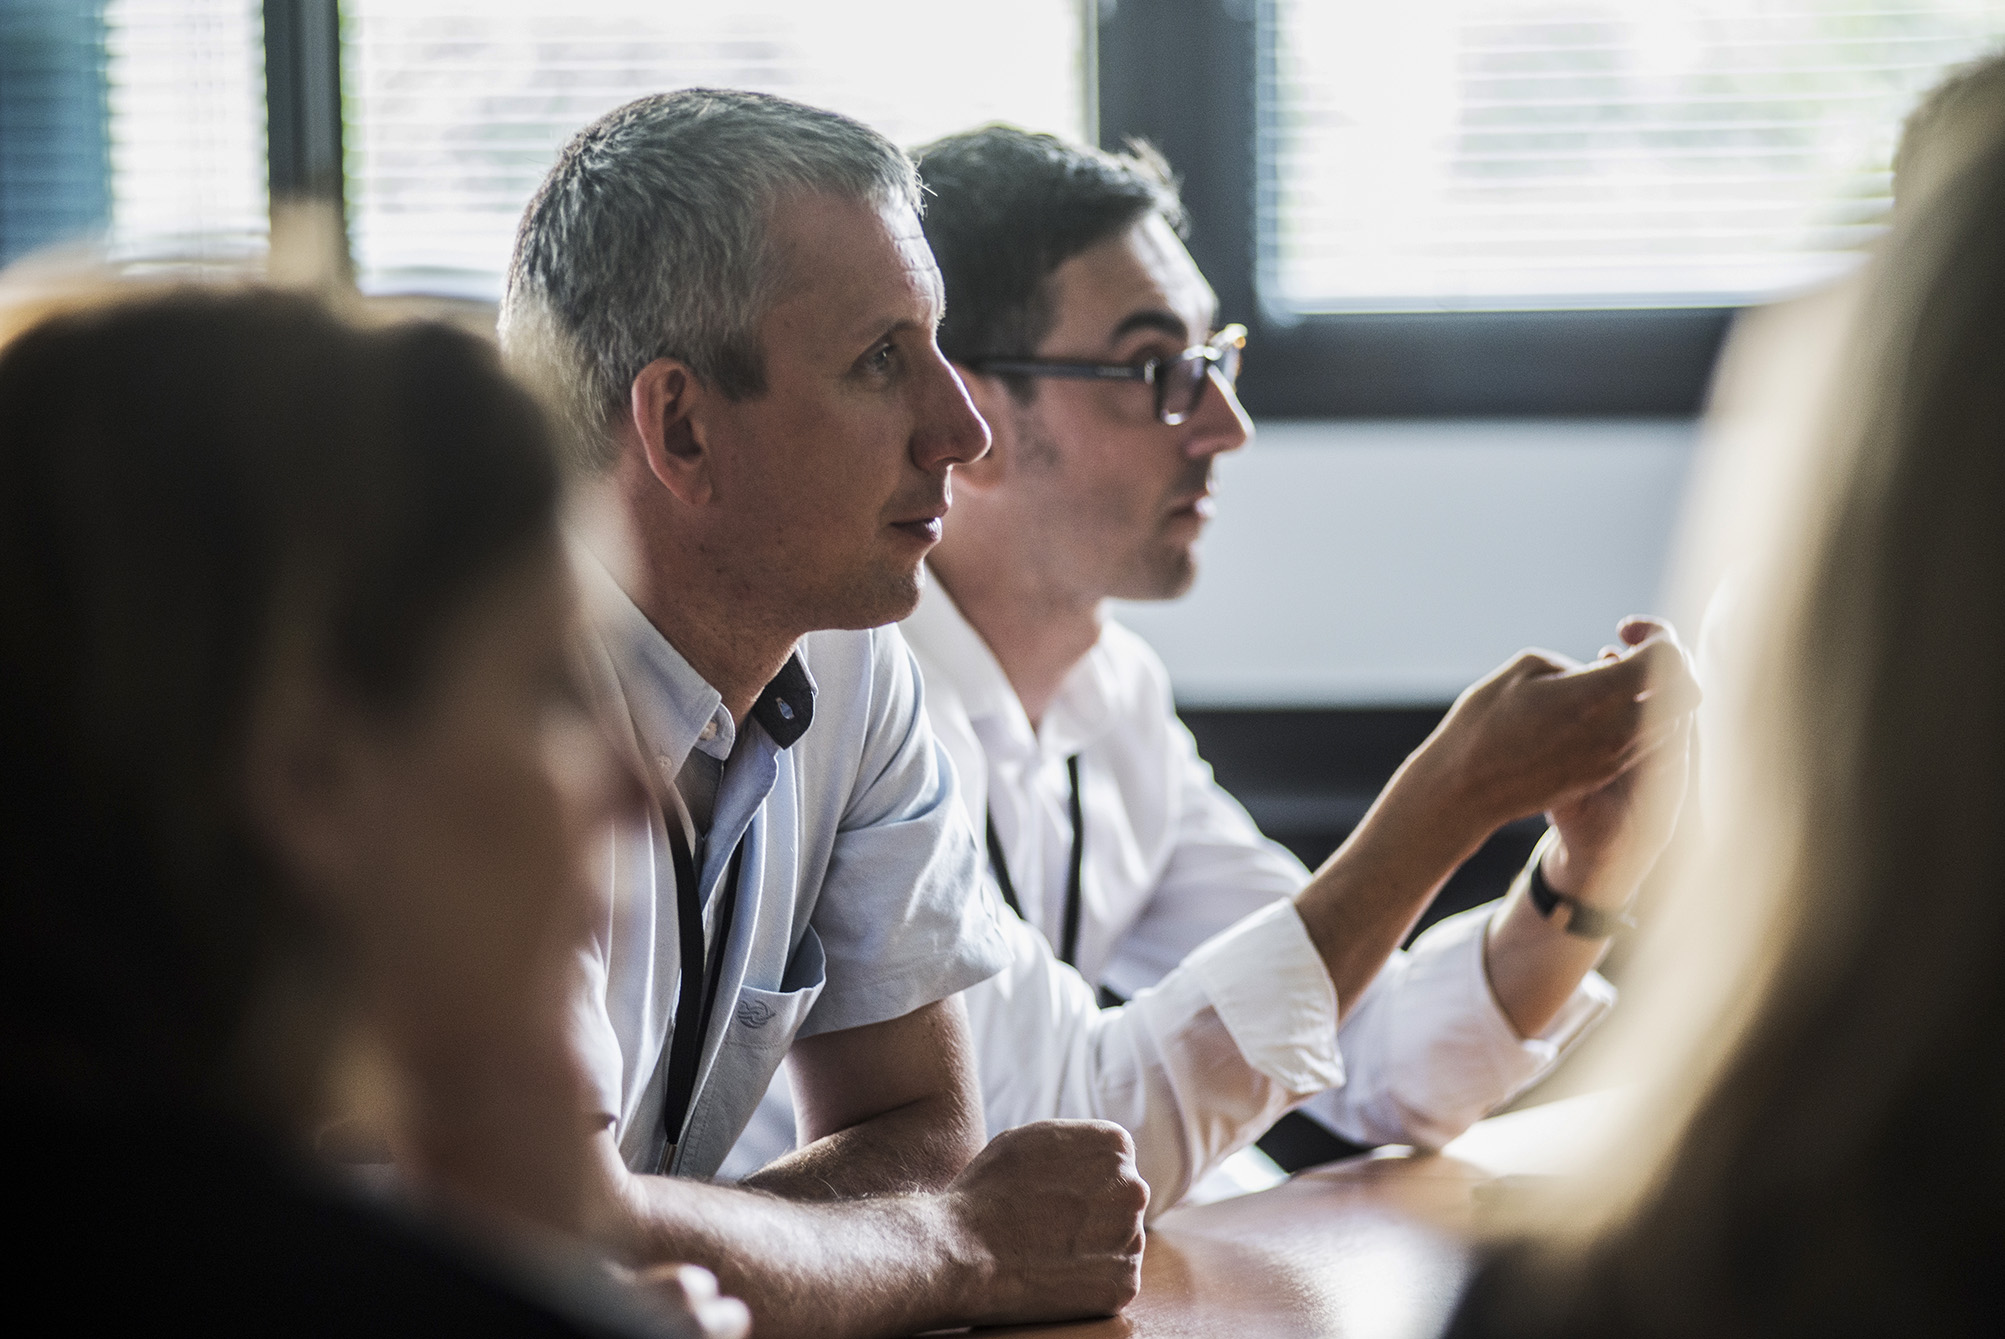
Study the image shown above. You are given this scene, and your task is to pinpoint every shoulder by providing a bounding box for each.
[796,625,922,695]
[793,625,882,686]
[789,627,920,730]
[792,626,937,791]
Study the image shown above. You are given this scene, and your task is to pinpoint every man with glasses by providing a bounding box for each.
[725,125,1698,1213]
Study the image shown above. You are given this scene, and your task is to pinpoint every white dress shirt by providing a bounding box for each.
[722,574,1612,1209]
[571,556,1010,1178]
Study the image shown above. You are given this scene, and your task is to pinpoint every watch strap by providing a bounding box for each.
[1527,842,1636,939]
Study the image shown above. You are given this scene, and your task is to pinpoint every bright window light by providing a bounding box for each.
[1265,0,2005,313]
[104,0,268,264]
[342,0,1091,299]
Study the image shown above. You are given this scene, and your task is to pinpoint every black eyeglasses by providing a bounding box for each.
[968,323,1247,426]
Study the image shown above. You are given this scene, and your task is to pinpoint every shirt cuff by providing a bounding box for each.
[1181,899,1344,1096]
[1404,903,1616,1110]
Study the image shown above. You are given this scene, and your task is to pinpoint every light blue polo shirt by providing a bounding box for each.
[573,557,1009,1177]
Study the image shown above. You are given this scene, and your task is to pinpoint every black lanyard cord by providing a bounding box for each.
[1061,753,1084,967]
[984,753,1085,968]
[656,794,744,1172]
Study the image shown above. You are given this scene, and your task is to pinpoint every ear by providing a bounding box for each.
[951,364,1012,489]
[239,666,376,908]
[627,358,717,507]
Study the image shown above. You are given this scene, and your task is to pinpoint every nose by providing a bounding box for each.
[913,348,993,473]
[1183,364,1252,461]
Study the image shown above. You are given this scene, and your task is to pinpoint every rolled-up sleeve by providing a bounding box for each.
[799,625,1010,1038]
[1302,902,1616,1150]
[970,896,1341,1218]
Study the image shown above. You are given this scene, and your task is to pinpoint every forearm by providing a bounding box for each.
[744,996,986,1201]
[742,1086,981,1200]
[1293,748,1492,1017]
[1483,840,1618,1038]
[611,1153,971,1339]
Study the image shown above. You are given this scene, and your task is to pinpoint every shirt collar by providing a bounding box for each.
[1041,635,1118,759]
[903,566,1119,761]
[750,652,816,749]
[578,548,816,770]
[905,569,1023,728]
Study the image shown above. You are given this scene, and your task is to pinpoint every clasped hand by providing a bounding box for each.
[1427,616,1700,905]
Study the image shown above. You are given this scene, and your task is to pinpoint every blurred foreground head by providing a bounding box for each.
[1454,65,2005,1339]
[1897,48,2005,213]
[0,286,565,1123]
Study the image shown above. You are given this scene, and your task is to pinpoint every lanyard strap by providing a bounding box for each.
[656,792,744,1173]
[984,753,1085,967]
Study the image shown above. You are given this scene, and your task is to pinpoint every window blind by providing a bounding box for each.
[0,0,110,266]
[1263,0,2005,313]
[342,0,1091,299]
[103,0,267,264]
[0,1,264,270]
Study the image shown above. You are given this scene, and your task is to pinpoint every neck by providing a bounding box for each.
[588,464,799,726]
[930,544,1102,731]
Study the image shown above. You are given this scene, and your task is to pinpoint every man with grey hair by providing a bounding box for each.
[499,90,1146,1338]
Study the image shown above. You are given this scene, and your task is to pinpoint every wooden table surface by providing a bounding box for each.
[985,1092,1618,1339]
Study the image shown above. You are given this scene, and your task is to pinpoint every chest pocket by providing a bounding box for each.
[671,928,828,1179]
[725,925,827,1050]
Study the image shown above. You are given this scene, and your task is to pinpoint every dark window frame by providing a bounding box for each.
[273,0,1732,415]
[265,0,344,208]
[1095,0,1731,418]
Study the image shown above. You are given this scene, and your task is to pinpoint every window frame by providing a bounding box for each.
[1096,0,1733,418]
[264,1,345,222]
[274,0,1738,415]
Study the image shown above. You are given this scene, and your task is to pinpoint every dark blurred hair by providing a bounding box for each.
[914,125,1185,397]
[0,287,559,1113]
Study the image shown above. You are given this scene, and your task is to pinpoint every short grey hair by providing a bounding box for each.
[499,88,922,474]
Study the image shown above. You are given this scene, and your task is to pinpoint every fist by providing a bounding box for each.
[945,1119,1148,1326]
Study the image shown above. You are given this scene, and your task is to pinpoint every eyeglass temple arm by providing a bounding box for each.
[967,360,1155,383]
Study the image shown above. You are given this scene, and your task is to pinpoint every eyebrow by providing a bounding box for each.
[1107,309,1189,347]
[843,278,946,345]
[842,311,932,349]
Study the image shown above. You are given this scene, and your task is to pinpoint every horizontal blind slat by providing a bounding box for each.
[343,1,1087,298]
[1265,0,2005,312]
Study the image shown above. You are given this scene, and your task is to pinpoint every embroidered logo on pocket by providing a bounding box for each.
[735,998,778,1029]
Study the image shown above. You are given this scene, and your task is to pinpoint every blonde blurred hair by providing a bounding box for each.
[1457,67,2005,1339]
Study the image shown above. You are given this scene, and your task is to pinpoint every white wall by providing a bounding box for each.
[1111,418,1700,707]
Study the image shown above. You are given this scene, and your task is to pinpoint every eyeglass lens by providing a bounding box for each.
[1157,336,1244,424]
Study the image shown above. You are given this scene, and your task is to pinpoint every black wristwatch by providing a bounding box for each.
[1527,850,1636,939]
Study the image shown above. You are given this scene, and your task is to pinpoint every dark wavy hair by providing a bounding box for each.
[0,287,559,1115]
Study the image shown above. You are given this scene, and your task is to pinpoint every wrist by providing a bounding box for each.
[1538,833,1632,908]
[922,1189,1002,1328]
[1529,832,1637,940]
[1383,746,1498,866]
[1537,834,1586,897]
